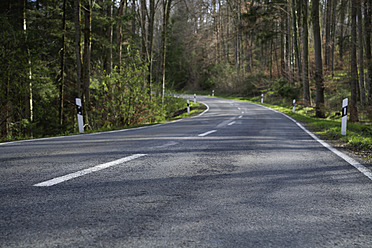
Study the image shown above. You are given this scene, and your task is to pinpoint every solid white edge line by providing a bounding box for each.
[191,101,210,118]
[284,115,372,181]
[34,154,147,187]
[198,130,217,137]
[228,121,236,126]
[252,102,372,181]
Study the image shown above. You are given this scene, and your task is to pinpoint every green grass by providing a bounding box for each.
[222,96,372,163]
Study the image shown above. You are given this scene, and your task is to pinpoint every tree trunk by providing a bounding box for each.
[364,0,372,105]
[106,0,113,75]
[213,0,218,64]
[132,0,136,36]
[225,6,230,61]
[292,0,301,82]
[280,10,286,78]
[117,0,126,70]
[161,0,172,104]
[286,3,292,82]
[82,0,91,124]
[23,0,33,124]
[3,76,10,138]
[147,0,155,92]
[312,0,325,118]
[324,0,332,70]
[140,0,147,65]
[59,0,67,126]
[350,0,359,122]
[233,0,241,71]
[330,0,337,76]
[302,0,311,106]
[74,0,83,99]
[339,0,347,62]
[357,0,366,105]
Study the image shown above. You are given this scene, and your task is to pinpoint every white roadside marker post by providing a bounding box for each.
[261,94,264,104]
[194,94,196,103]
[292,99,296,113]
[341,98,348,135]
[212,90,214,97]
[76,98,84,133]
[187,100,190,114]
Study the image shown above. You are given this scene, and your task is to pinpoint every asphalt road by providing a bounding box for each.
[1,96,372,247]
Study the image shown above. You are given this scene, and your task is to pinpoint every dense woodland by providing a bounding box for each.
[1,0,371,140]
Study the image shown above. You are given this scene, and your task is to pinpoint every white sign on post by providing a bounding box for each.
[341,98,348,135]
[292,99,296,113]
[76,98,84,133]
[261,94,264,104]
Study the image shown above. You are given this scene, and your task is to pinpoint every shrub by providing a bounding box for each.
[273,78,300,100]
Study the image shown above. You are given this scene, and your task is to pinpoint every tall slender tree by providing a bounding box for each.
[116,0,126,70]
[82,0,92,123]
[106,0,113,75]
[350,0,359,122]
[161,0,172,104]
[147,0,156,92]
[59,0,67,126]
[312,0,325,118]
[339,0,348,62]
[357,0,366,105]
[291,0,301,81]
[365,0,372,105]
[23,0,33,125]
[302,0,311,106]
[324,0,332,70]
[74,0,83,100]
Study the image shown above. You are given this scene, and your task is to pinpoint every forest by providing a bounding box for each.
[1,0,371,141]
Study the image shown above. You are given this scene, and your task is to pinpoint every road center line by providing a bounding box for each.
[34,154,147,187]
[216,117,236,128]
[228,121,236,126]
[198,130,217,137]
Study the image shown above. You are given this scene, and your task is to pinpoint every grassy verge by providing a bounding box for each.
[168,101,206,119]
[224,96,372,164]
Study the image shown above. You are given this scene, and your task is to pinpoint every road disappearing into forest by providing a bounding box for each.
[1,96,372,247]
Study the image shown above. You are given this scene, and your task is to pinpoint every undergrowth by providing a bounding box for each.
[1,96,205,143]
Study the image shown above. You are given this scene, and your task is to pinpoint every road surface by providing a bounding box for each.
[1,96,372,247]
